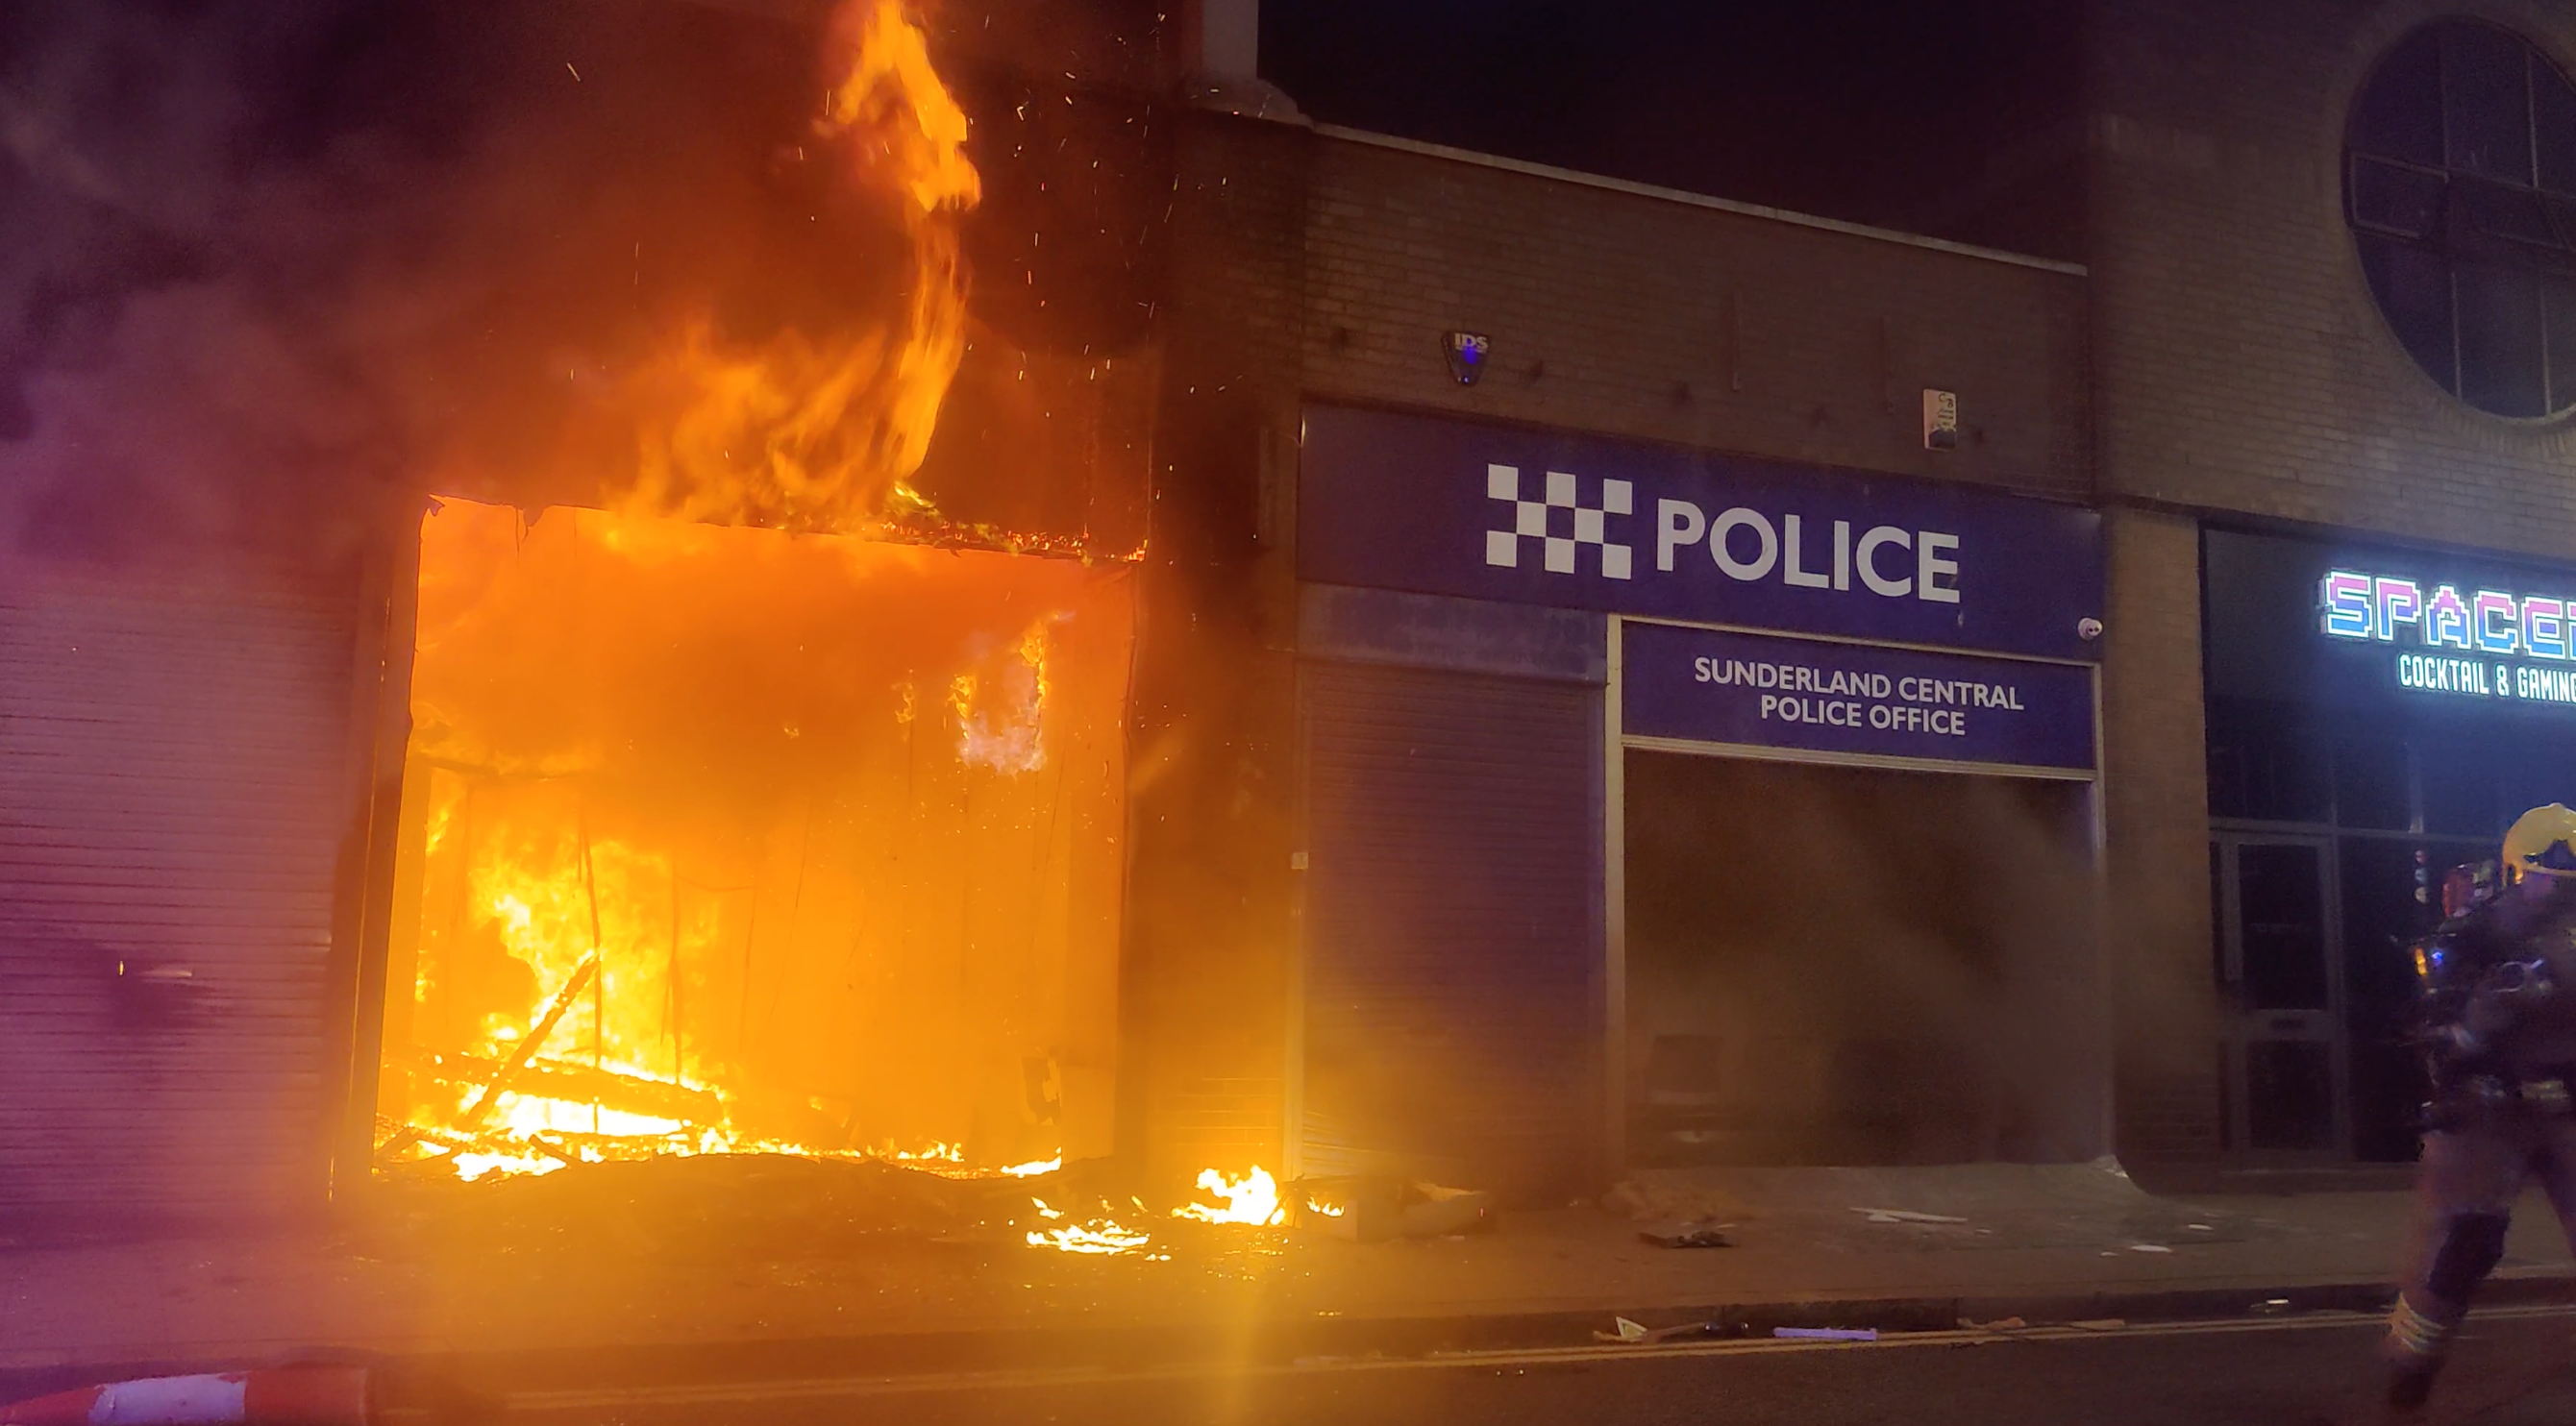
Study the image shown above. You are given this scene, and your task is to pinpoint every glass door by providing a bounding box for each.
[2213,835,2347,1158]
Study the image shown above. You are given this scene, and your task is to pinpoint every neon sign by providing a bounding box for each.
[2319,570,2570,655]
[2319,569,2576,706]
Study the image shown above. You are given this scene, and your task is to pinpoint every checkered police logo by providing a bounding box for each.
[1483,464,1633,579]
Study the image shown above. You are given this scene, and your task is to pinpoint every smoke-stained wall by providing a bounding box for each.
[1122,110,1308,1181]
[1,0,1164,567]
[2099,506,2217,1169]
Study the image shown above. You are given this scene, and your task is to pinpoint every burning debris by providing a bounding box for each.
[372,1150,1288,1265]
[1027,1196,1160,1257]
[375,500,1135,1182]
[1174,1167,1285,1226]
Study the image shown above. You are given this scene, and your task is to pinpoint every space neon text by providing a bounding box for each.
[2318,569,2574,656]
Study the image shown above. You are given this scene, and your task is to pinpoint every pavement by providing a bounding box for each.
[5,1158,2574,1402]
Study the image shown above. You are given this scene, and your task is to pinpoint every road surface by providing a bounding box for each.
[463,1303,2576,1426]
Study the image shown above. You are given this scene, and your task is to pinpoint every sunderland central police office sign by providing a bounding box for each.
[2319,568,2576,707]
[1622,623,2097,774]
[1299,406,2103,662]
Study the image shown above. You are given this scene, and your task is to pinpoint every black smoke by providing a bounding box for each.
[0,0,955,574]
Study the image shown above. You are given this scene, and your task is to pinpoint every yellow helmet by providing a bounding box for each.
[2503,803,2576,880]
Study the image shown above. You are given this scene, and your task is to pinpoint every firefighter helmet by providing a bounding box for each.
[2503,803,2576,879]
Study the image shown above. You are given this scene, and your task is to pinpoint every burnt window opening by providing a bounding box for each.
[2347,20,2576,417]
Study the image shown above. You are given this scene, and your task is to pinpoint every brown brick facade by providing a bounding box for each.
[2100,507,2220,1170]
[1125,113,1309,1182]
[1151,0,2576,1169]
[2090,0,2576,550]
[1138,112,2104,1180]
[1301,133,2091,501]
[2086,0,2576,1166]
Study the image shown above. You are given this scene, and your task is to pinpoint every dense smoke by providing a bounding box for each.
[0,0,960,576]
[1625,753,2105,1167]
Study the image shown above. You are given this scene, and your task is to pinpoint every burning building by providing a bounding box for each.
[23,0,2561,1237]
[0,0,1177,1227]
[0,0,2103,1228]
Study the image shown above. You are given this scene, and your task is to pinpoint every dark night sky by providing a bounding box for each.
[1260,0,2084,259]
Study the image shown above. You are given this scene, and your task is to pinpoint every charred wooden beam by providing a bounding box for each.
[398,1045,723,1125]
[379,955,599,1157]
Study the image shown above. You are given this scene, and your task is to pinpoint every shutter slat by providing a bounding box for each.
[1299,660,1599,1202]
[0,573,357,1224]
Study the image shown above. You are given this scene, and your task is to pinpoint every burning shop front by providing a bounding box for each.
[1293,406,2108,1193]
[367,504,1136,1178]
[0,0,1301,1235]
[346,0,1161,1190]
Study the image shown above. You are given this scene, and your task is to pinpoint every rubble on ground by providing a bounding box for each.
[1600,1177,1754,1224]
[372,1153,1136,1257]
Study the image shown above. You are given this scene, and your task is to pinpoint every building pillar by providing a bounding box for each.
[2100,504,2223,1178]
[1172,0,1303,121]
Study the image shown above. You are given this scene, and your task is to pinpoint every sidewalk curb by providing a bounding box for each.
[8,1272,2574,1403]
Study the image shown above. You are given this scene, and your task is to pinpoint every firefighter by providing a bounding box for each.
[2378,802,2576,1412]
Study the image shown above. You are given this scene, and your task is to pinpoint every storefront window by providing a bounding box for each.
[2236,844,2333,1010]
[2203,527,2576,1161]
[2333,733,2414,829]
[2205,700,2331,823]
[2417,737,2500,836]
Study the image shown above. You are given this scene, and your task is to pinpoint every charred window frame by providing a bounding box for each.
[2346,20,2576,418]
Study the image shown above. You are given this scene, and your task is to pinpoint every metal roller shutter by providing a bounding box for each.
[1299,660,1600,1202]
[0,572,357,1228]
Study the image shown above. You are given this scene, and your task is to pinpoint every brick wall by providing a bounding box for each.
[1126,111,1308,1184]
[2089,0,2576,551]
[2099,507,2220,1170]
[2085,0,2576,1168]
[1301,134,2092,502]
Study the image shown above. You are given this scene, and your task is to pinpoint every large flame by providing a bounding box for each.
[616,0,980,534]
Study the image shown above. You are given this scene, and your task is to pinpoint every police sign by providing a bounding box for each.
[1621,622,2097,774]
[1299,405,2102,661]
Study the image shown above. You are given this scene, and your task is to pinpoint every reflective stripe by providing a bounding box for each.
[2385,1294,2455,1361]
[88,1376,248,1426]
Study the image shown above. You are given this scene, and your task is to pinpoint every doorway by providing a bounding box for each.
[371,498,1134,1180]
[1623,751,2102,1168]
[2211,835,2344,1158]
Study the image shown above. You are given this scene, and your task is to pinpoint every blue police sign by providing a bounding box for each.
[1299,406,2103,661]
[1621,622,2097,774]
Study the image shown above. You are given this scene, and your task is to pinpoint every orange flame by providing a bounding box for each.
[383,497,1135,1179]
[617,0,980,534]
[1174,1167,1285,1226]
